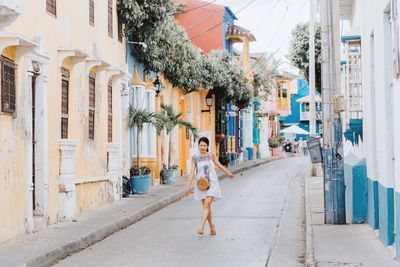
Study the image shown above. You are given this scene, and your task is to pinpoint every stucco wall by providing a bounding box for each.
[0,0,126,242]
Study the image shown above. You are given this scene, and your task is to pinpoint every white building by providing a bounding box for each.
[340,0,400,259]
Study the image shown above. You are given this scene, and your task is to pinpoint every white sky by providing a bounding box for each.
[207,0,311,73]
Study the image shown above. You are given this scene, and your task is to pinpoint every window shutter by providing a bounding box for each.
[1,56,17,114]
[61,68,70,139]
[108,0,113,37]
[89,72,96,140]
[117,14,123,42]
[46,0,57,16]
[108,81,112,142]
[89,0,94,25]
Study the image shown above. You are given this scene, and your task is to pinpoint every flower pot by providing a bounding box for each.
[130,174,150,194]
[271,147,281,156]
[160,168,177,184]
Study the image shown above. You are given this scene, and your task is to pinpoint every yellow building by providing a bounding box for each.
[0,0,129,243]
[157,77,216,179]
[276,77,292,116]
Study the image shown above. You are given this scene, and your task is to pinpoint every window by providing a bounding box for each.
[61,68,70,139]
[89,72,96,140]
[117,14,123,42]
[1,56,17,114]
[46,0,57,17]
[108,0,113,37]
[282,88,287,98]
[89,0,94,25]
[108,80,112,142]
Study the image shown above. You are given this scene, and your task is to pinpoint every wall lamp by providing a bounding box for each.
[201,92,213,113]
[127,41,147,48]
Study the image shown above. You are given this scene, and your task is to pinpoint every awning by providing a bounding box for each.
[296,95,322,103]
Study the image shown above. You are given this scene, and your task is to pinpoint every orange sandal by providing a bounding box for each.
[210,225,216,235]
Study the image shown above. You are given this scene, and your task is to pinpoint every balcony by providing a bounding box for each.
[300,111,323,121]
[0,0,22,30]
[300,111,310,121]
[339,0,354,20]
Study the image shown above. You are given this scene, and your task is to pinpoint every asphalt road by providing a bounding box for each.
[55,156,309,267]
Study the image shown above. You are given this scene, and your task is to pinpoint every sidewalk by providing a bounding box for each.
[305,169,400,267]
[0,156,283,267]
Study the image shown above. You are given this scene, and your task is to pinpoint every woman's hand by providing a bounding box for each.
[228,172,234,179]
[185,186,191,197]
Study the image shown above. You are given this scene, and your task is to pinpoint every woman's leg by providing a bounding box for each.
[198,197,214,234]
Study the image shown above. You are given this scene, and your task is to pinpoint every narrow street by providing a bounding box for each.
[55,157,308,267]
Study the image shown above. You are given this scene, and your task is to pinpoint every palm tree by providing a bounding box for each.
[155,103,198,169]
[127,104,155,175]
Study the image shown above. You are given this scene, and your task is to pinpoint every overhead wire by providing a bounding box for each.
[179,0,218,14]
[189,0,257,41]
[246,0,299,74]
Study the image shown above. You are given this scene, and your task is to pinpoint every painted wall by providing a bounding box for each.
[0,0,127,242]
[280,79,322,139]
[175,0,225,53]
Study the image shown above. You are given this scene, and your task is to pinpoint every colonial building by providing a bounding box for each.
[0,0,129,242]
[339,0,400,261]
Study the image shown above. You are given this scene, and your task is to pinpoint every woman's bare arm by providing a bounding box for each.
[212,153,234,178]
[185,158,196,196]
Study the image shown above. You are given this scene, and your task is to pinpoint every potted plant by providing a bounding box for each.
[268,135,283,156]
[155,103,198,184]
[127,105,155,194]
[130,166,151,194]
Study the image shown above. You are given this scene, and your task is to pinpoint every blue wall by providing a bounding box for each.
[344,157,368,224]
[223,7,236,54]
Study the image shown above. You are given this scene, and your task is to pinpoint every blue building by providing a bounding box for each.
[280,79,322,140]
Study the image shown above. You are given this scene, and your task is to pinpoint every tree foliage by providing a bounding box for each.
[288,23,321,92]
[118,0,255,107]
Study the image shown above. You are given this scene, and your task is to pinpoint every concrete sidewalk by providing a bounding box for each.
[0,156,283,267]
[305,171,400,267]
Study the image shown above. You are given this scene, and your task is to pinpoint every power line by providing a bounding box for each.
[190,0,256,41]
[246,0,294,74]
[181,0,218,14]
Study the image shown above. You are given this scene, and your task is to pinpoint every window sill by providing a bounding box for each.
[75,176,109,185]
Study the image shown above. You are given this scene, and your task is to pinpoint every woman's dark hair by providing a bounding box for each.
[198,137,209,152]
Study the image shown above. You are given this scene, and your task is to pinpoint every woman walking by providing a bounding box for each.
[185,137,234,236]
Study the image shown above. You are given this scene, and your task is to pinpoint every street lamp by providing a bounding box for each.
[153,76,162,96]
[201,93,213,113]
[127,41,147,48]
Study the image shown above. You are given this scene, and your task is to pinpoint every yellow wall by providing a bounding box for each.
[0,0,125,242]
[75,180,112,215]
[276,78,292,111]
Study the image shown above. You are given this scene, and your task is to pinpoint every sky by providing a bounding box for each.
[206,0,311,73]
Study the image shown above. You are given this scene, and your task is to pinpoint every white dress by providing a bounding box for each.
[193,153,222,201]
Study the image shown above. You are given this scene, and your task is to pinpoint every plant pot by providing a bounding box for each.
[271,147,281,156]
[130,174,150,194]
[160,168,177,184]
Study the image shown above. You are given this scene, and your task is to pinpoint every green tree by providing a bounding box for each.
[288,23,322,93]
[154,103,198,169]
[127,105,155,174]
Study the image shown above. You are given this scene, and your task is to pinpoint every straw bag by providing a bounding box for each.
[196,176,210,191]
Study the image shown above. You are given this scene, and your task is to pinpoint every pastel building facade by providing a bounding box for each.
[340,0,400,260]
[0,0,128,242]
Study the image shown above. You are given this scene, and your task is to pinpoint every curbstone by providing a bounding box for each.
[304,175,317,267]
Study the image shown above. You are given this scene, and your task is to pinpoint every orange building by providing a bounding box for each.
[175,0,227,53]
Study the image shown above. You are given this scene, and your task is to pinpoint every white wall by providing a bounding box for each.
[360,0,396,189]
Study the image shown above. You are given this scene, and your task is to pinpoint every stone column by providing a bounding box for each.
[58,139,78,221]
[108,143,121,200]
